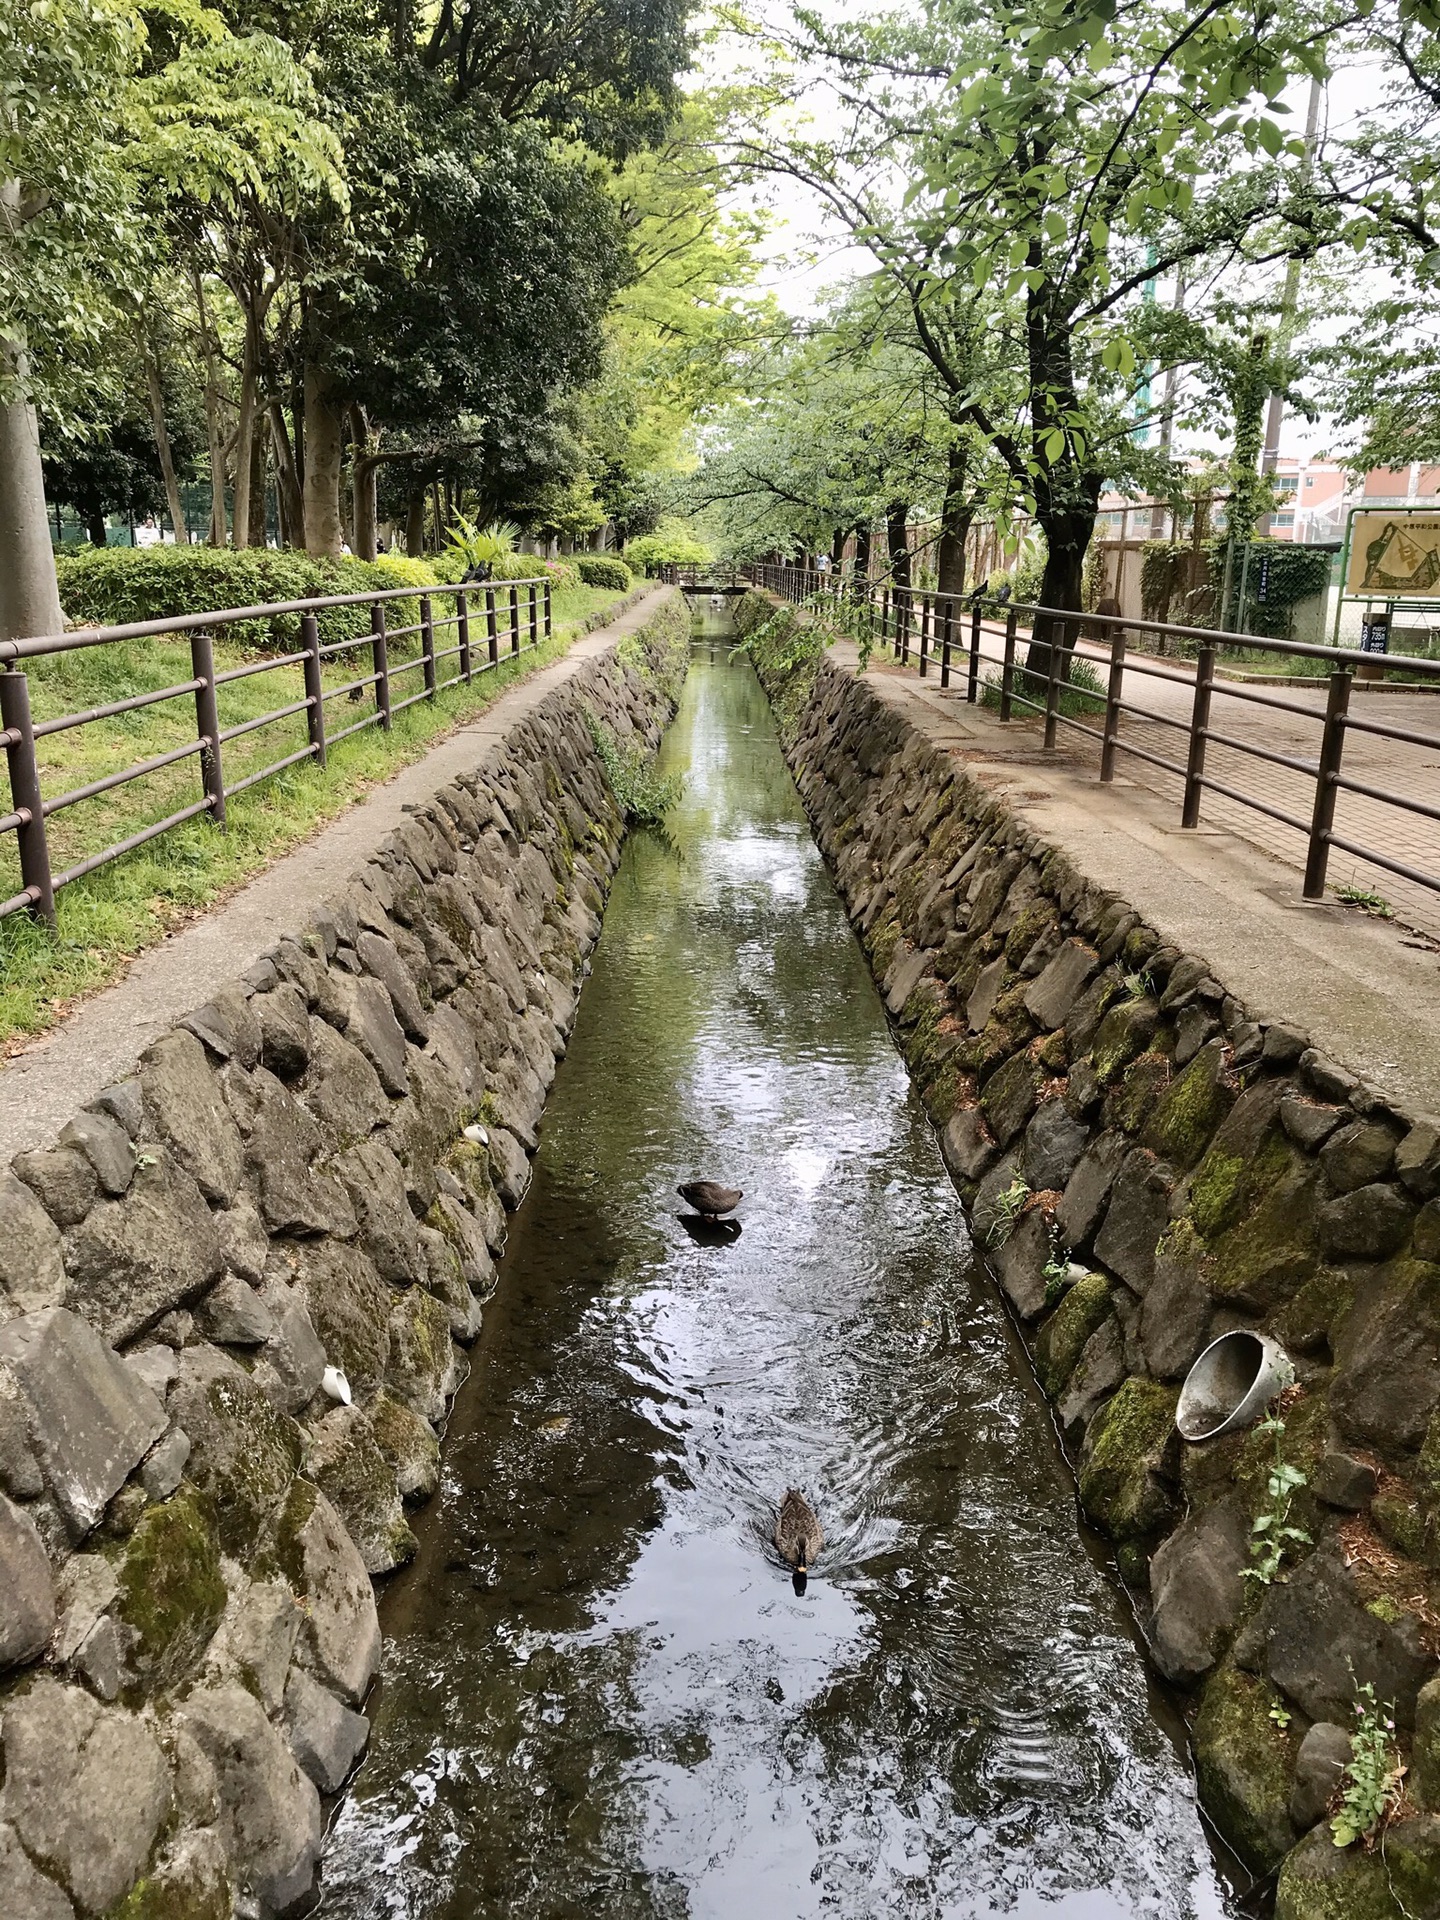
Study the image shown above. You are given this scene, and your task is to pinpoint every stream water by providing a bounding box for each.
[321,614,1234,1919]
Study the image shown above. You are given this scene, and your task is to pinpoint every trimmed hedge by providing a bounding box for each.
[575,554,632,590]
[54,547,438,653]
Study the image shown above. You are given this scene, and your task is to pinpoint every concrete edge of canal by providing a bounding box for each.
[0,592,691,1920]
[735,585,1440,1920]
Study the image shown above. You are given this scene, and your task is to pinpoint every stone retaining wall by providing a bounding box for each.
[0,594,690,1920]
[741,595,1440,1919]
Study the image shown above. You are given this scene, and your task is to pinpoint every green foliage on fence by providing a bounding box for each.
[54,547,437,652]
[575,554,633,590]
[1136,537,1331,640]
[1207,537,1332,640]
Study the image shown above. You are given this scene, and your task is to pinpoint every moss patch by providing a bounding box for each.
[1188,1122,1290,1240]
[1079,1377,1179,1539]
[1193,1665,1299,1873]
[1089,996,1160,1083]
[1275,1819,1440,1920]
[114,1486,228,1691]
[1108,1050,1172,1134]
[1207,1158,1320,1311]
[1277,1267,1356,1357]
[1144,1046,1235,1170]
[1036,1273,1113,1399]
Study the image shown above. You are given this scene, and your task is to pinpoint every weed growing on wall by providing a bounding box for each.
[584,711,681,826]
[1331,1685,1403,1849]
[1242,1414,1312,1584]
[986,1175,1032,1249]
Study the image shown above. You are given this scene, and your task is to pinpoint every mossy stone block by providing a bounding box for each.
[1275,1817,1440,1920]
[1208,1153,1320,1313]
[1089,996,1160,1084]
[1079,1376,1179,1539]
[1144,1041,1235,1171]
[115,1486,228,1690]
[1036,1273,1113,1399]
[1194,1665,1299,1873]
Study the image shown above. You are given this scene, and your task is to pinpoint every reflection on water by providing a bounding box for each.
[321,618,1234,1919]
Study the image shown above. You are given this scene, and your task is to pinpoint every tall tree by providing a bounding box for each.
[728,0,1345,664]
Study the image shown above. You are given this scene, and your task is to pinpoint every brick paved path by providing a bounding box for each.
[878,623,1440,943]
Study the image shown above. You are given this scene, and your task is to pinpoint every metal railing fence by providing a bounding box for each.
[741,563,1440,913]
[1,577,552,927]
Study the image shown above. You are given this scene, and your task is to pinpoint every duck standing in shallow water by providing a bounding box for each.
[677,1180,742,1221]
[774,1488,824,1594]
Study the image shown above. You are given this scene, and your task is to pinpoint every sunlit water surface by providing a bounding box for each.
[321,613,1233,1919]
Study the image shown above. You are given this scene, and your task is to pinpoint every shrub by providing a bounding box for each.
[575,554,632,590]
[53,546,441,654]
[624,519,714,575]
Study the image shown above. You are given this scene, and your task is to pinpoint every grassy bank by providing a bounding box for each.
[0,583,635,1048]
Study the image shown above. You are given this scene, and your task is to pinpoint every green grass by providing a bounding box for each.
[0,583,630,1046]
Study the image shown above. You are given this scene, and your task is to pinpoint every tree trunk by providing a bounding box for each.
[405,490,425,557]
[0,187,64,637]
[0,367,66,640]
[854,522,871,580]
[268,402,303,549]
[431,479,443,553]
[247,431,267,547]
[349,408,378,561]
[1026,509,1095,678]
[191,268,229,546]
[139,337,188,543]
[937,442,971,597]
[231,317,260,547]
[830,525,846,567]
[86,505,107,546]
[886,502,911,588]
[302,361,344,559]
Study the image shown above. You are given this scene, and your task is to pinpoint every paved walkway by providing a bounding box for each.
[883,621,1440,942]
[0,589,673,1164]
[840,639,1440,1119]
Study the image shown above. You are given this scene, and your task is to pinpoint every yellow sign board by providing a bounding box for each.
[1347,512,1440,598]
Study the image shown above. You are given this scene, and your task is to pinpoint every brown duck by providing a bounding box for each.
[677,1180,743,1220]
[774,1488,824,1593]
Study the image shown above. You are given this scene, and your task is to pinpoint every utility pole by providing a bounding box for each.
[1257,74,1325,538]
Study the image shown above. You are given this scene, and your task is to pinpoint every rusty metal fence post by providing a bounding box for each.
[190,631,226,826]
[486,588,499,666]
[509,585,520,656]
[1043,616,1063,750]
[420,595,437,700]
[529,583,539,650]
[544,581,553,640]
[1181,644,1216,827]
[940,597,953,688]
[371,603,391,731]
[457,590,472,684]
[1304,667,1354,898]
[1000,608,1018,721]
[1100,625,1127,783]
[918,594,930,677]
[301,613,327,767]
[1,669,56,927]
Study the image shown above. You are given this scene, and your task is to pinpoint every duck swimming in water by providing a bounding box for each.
[774,1488,824,1594]
[677,1180,742,1220]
